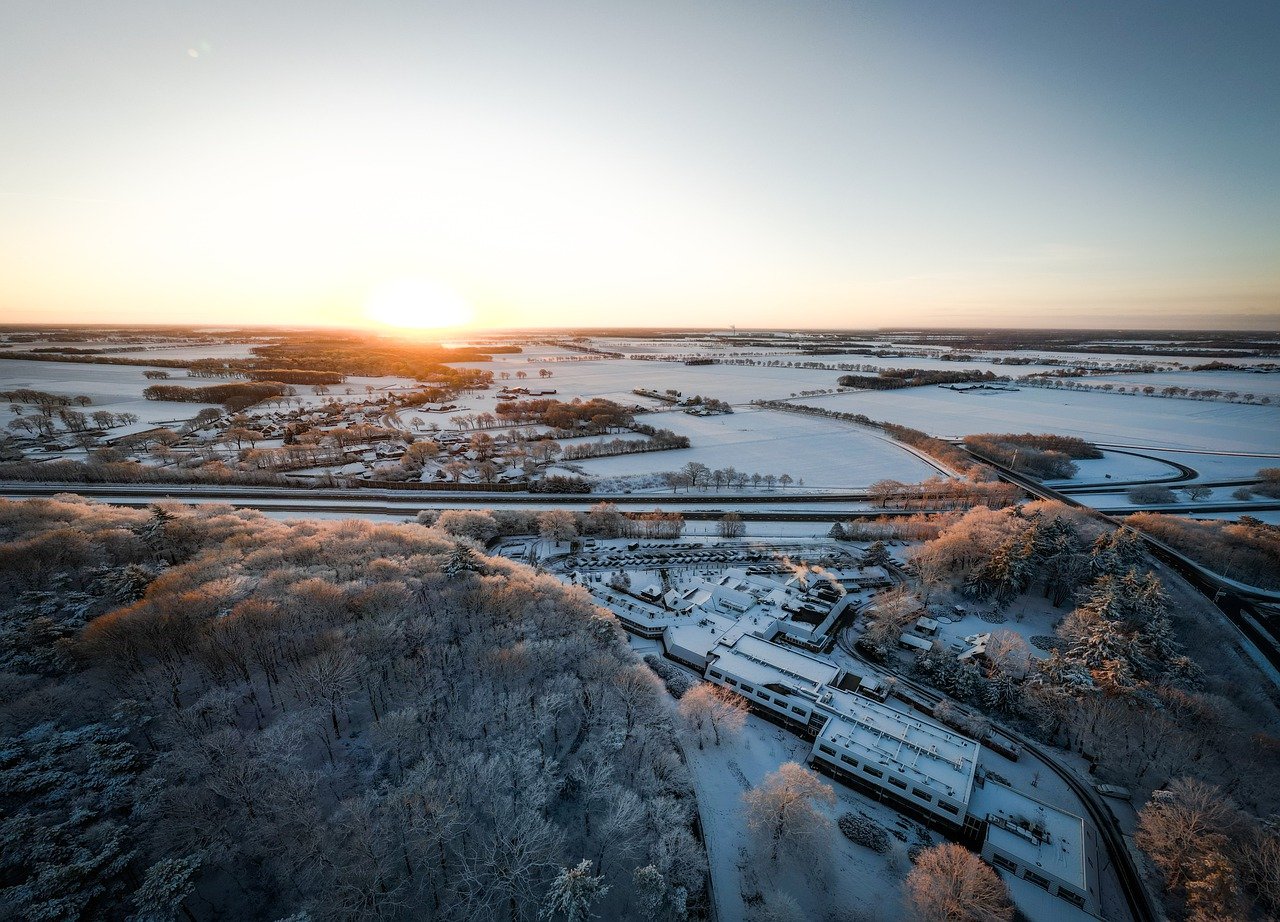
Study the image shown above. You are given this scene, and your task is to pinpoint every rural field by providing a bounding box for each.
[569,406,941,488]
[799,384,1280,453]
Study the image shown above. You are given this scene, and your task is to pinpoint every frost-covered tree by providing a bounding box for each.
[133,854,202,922]
[743,762,835,862]
[677,684,747,748]
[904,843,1012,922]
[541,859,609,922]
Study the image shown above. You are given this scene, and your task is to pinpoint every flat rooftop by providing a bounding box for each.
[709,633,840,692]
[664,612,738,660]
[972,780,1089,890]
[817,688,979,803]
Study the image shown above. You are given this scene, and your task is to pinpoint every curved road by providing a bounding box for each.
[833,630,1153,922]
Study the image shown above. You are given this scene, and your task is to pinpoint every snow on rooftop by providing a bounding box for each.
[709,633,839,692]
[817,688,979,802]
[664,613,737,660]
[973,780,1089,890]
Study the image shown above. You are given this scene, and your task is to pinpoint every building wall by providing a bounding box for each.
[980,839,1095,914]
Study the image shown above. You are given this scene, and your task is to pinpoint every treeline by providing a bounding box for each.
[495,398,636,432]
[962,432,1101,479]
[832,513,956,542]
[0,498,706,921]
[559,429,690,461]
[1127,513,1280,590]
[867,477,1022,511]
[424,504,688,543]
[248,336,507,382]
[245,368,345,385]
[0,458,289,486]
[143,381,289,410]
[836,369,1001,390]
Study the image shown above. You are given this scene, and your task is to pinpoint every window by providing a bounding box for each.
[725,678,738,686]
[888,776,907,790]
[791,706,806,715]
[709,670,722,679]
[1057,890,1085,909]
[863,766,884,779]
[818,744,836,756]
[756,691,770,701]
[991,854,1018,873]
[840,755,857,767]
[912,788,932,802]
[1023,870,1050,890]
[938,801,959,815]
[740,684,754,693]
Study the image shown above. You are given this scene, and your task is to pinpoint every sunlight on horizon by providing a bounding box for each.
[362,278,475,332]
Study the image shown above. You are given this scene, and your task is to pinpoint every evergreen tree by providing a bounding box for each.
[542,859,609,922]
[133,854,202,922]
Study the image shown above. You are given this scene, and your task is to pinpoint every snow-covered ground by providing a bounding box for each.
[676,708,930,922]
[0,358,219,437]
[795,385,1280,453]
[1046,450,1183,486]
[106,342,265,360]
[451,355,847,403]
[567,408,941,488]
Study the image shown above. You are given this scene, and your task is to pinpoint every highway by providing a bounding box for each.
[962,448,1280,681]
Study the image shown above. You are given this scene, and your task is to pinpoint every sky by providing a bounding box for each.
[2,0,1278,332]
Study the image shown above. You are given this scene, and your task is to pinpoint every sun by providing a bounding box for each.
[362,278,475,330]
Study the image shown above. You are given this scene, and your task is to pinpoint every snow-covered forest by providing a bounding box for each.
[0,498,705,921]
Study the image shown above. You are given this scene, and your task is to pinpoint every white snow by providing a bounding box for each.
[794,385,1280,453]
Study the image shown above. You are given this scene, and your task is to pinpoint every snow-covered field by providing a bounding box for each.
[453,355,844,403]
[796,385,1280,453]
[567,407,941,488]
[107,342,265,360]
[1072,369,1280,399]
[0,358,219,436]
[1047,450,1183,485]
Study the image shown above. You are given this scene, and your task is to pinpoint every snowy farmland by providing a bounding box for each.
[452,355,845,403]
[0,358,219,436]
[567,407,942,489]
[797,385,1280,454]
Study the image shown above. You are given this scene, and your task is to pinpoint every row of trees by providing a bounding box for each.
[1017,374,1274,405]
[659,462,797,493]
[836,369,1002,390]
[1127,511,1280,589]
[867,476,1021,511]
[143,381,290,410]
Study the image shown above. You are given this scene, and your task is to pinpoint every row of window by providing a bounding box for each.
[991,855,1086,909]
[814,744,960,815]
[709,671,810,719]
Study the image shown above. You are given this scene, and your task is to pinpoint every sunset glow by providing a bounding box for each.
[363,279,475,331]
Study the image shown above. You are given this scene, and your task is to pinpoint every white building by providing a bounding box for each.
[973,779,1101,914]
[811,687,981,832]
[703,632,982,833]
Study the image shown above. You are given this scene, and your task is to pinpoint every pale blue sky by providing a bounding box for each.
[2,1,1277,329]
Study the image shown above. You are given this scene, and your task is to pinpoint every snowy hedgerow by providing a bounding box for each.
[643,654,697,699]
[837,813,890,853]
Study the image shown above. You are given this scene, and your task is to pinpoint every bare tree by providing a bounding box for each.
[743,762,835,862]
[677,684,747,748]
[904,844,1013,922]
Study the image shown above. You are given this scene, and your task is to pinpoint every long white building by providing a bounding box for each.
[702,631,981,832]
